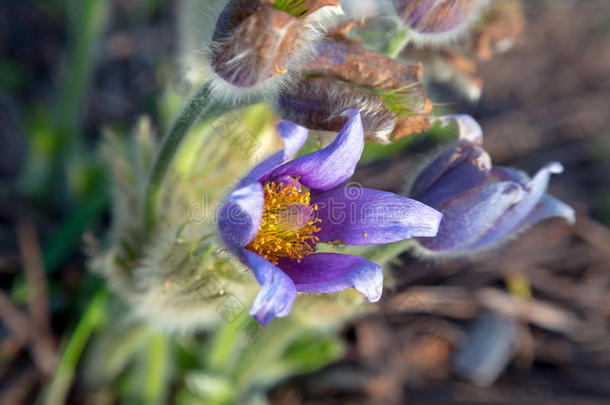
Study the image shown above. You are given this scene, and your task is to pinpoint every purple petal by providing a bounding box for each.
[419,181,526,253]
[218,179,264,251]
[265,109,364,191]
[412,114,486,202]
[415,143,492,207]
[489,165,529,183]
[523,195,576,227]
[243,249,297,325]
[437,114,483,145]
[312,188,442,245]
[410,145,462,198]
[468,162,567,250]
[244,121,309,182]
[278,253,383,302]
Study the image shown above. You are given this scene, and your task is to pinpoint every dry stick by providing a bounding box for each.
[17,221,58,376]
[0,368,39,405]
[0,291,31,342]
[0,291,31,378]
[0,254,19,273]
[0,337,27,378]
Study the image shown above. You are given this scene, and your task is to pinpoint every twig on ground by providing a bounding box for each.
[17,221,58,376]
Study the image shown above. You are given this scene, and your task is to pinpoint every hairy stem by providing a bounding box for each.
[143,82,215,235]
[144,81,260,236]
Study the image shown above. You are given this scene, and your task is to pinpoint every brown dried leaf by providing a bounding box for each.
[304,36,424,90]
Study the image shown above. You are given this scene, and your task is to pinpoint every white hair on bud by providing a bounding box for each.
[340,0,395,20]
[304,2,345,33]
[275,78,397,144]
[127,229,256,334]
[178,0,230,86]
[321,83,396,143]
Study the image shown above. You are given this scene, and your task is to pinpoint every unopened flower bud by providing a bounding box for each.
[393,0,490,45]
[277,77,398,143]
[276,37,433,143]
[208,0,343,99]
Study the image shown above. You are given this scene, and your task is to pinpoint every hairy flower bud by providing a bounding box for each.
[208,0,343,100]
[277,77,397,143]
[394,0,490,45]
[407,115,575,256]
[276,37,433,143]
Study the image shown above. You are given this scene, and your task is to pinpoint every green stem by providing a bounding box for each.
[44,289,108,405]
[144,332,170,405]
[143,82,259,235]
[235,317,302,392]
[365,239,414,267]
[143,82,215,235]
[386,28,410,59]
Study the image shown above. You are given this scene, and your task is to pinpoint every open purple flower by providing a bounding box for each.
[219,110,442,325]
[410,115,575,255]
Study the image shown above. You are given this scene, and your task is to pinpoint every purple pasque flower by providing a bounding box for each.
[219,109,442,325]
[410,115,575,255]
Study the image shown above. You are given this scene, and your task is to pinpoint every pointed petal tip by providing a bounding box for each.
[545,161,564,174]
[340,109,364,138]
[533,195,576,225]
[435,114,483,145]
[399,203,444,239]
[564,206,576,224]
[229,180,260,200]
[277,120,308,140]
[242,249,297,326]
[249,306,288,326]
[248,287,294,326]
[425,207,443,238]
[249,309,271,326]
[341,108,360,119]
[280,253,383,302]
[268,108,364,191]
[352,261,383,303]
[312,189,444,244]
[276,120,309,158]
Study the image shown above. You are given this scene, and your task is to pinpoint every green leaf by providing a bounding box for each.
[143,332,171,405]
[44,289,108,405]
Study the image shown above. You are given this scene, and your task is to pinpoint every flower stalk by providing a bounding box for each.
[144,82,213,235]
[143,82,256,236]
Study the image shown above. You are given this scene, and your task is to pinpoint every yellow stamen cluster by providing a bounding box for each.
[246,181,321,264]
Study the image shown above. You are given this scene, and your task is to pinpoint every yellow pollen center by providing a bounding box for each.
[246,181,321,265]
